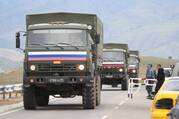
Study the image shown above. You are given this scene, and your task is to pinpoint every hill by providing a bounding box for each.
[139,56,178,77]
[0,56,178,85]
[0,48,23,73]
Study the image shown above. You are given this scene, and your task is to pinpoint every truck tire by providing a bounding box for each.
[82,83,96,109]
[96,76,101,106]
[23,87,36,110]
[121,79,128,90]
[36,94,49,106]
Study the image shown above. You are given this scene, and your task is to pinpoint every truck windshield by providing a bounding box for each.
[28,29,87,46]
[103,51,125,62]
[129,56,138,65]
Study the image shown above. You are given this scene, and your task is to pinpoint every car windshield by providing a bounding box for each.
[27,29,87,46]
[103,51,125,62]
[164,79,179,91]
[129,56,138,65]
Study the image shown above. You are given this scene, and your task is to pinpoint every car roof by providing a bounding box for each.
[167,77,179,81]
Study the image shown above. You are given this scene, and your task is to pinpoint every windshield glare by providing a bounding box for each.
[103,51,125,62]
[28,29,87,46]
[164,80,179,91]
[129,56,138,65]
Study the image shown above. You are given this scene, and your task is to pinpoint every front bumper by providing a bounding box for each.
[24,75,93,86]
[101,73,125,79]
[129,73,138,78]
[100,74,126,85]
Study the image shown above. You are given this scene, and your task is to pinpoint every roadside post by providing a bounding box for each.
[128,78,142,99]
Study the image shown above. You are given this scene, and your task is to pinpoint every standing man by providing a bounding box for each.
[155,64,165,94]
[146,64,155,99]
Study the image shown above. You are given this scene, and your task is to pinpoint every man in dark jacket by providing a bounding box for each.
[155,64,165,94]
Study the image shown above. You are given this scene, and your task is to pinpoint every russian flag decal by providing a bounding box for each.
[28,51,87,61]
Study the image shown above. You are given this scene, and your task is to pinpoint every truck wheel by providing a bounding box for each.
[82,83,96,109]
[96,76,101,106]
[121,79,128,90]
[36,94,49,106]
[23,87,36,110]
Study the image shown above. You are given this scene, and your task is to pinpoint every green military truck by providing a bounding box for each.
[128,50,140,78]
[100,43,129,90]
[15,12,103,109]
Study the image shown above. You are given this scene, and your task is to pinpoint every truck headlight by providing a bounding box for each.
[119,68,123,72]
[78,64,85,71]
[132,69,136,73]
[30,65,36,71]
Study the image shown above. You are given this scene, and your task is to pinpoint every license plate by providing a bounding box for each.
[105,75,113,78]
[49,78,64,83]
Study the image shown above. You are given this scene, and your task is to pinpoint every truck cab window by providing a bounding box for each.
[28,29,87,46]
[103,51,125,62]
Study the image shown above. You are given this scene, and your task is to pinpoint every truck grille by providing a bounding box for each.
[37,64,76,72]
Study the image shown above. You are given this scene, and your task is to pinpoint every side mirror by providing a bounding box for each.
[127,53,130,58]
[138,57,141,62]
[16,32,20,48]
[95,34,100,44]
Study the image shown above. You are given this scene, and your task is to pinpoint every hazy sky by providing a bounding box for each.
[1,0,179,58]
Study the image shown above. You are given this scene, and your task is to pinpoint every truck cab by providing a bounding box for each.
[16,12,103,110]
[100,43,129,90]
[128,50,140,78]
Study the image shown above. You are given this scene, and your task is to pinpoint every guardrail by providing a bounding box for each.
[0,84,23,100]
[128,78,157,99]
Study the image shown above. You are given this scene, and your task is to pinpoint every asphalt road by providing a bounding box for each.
[0,85,152,119]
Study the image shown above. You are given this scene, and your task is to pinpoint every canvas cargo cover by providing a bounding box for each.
[26,12,103,37]
[104,43,128,51]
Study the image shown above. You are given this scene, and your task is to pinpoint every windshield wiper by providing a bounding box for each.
[29,43,41,46]
[57,42,79,50]
[103,57,113,62]
[43,44,64,50]
[29,43,50,50]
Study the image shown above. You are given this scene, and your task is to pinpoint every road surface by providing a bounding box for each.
[0,85,152,119]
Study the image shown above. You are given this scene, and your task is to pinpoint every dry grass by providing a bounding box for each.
[0,68,23,85]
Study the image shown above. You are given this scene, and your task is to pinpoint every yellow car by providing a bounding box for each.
[151,77,179,119]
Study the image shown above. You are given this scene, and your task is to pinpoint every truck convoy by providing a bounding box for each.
[15,12,103,109]
[128,50,140,78]
[100,43,129,90]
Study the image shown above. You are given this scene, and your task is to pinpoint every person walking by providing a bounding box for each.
[155,64,165,94]
[146,64,155,99]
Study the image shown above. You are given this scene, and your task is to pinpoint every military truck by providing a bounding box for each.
[15,12,103,109]
[128,50,140,78]
[100,43,129,90]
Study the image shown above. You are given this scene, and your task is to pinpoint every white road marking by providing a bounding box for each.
[118,100,126,106]
[114,106,119,109]
[101,115,108,119]
[0,96,58,117]
[0,108,23,117]
[102,86,141,119]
